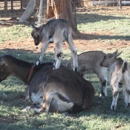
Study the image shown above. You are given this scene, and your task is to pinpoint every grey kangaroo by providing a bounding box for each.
[30,19,78,71]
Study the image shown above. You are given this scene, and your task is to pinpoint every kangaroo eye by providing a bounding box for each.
[33,103,37,106]
[40,96,43,99]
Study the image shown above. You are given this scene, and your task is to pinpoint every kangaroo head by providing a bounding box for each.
[100,50,122,67]
[31,88,43,108]
[0,57,10,82]
[30,23,43,45]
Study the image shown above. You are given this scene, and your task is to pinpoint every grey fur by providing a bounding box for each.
[66,51,119,97]
[100,50,130,110]
[31,19,78,71]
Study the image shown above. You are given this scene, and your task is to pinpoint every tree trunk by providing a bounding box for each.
[46,0,80,38]
[75,0,84,7]
[119,0,122,9]
[19,0,36,22]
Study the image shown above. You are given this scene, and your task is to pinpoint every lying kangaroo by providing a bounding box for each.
[28,65,95,113]
[0,55,53,98]
[0,55,94,113]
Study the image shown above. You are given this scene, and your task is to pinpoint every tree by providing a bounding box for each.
[46,0,81,37]
[37,0,44,26]
[19,0,81,37]
[19,0,36,22]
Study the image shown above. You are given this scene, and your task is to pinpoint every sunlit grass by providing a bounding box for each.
[0,25,32,44]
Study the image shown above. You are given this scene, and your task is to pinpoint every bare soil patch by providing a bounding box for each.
[0,6,130,53]
[0,33,129,54]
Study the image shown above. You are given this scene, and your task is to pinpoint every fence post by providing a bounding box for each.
[20,0,23,9]
[119,0,122,9]
[11,0,13,11]
[4,0,7,12]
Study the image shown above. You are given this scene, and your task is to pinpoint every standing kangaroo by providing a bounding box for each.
[66,50,121,97]
[30,19,78,71]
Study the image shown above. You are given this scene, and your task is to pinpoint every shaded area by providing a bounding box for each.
[77,33,130,41]
[0,48,54,63]
[0,116,18,124]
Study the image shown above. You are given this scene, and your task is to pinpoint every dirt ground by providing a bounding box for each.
[0,6,130,53]
[0,30,130,55]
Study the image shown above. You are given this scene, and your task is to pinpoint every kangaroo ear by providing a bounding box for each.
[37,87,43,94]
[29,22,38,31]
[112,50,118,56]
[112,50,122,57]
[116,51,122,57]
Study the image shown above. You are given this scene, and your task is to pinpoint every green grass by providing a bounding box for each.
[0,24,32,44]
[0,8,130,130]
[77,13,130,36]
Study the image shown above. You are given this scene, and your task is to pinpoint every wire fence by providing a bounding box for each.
[0,0,129,19]
[0,0,29,17]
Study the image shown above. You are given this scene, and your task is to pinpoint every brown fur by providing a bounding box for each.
[29,66,95,113]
